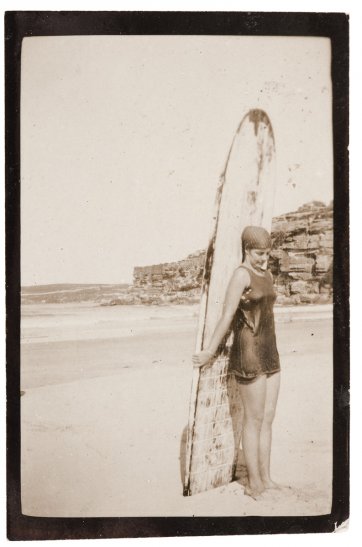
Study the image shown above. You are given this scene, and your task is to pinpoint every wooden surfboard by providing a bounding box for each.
[184,109,276,496]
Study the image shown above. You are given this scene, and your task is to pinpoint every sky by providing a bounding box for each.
[21,35,333,285]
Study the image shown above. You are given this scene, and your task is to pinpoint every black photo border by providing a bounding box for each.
[5,11,349,540]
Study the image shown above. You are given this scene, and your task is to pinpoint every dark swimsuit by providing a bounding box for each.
[229,265,280,383]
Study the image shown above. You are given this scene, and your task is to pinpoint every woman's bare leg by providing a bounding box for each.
[239,375,267,498]
[259,372,281,489]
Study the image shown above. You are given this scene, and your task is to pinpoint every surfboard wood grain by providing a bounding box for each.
[184,109,276,496]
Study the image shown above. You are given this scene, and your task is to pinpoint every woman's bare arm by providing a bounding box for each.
[192,267,249,367]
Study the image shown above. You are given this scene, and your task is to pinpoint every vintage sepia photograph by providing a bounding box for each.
[6,10,349,540]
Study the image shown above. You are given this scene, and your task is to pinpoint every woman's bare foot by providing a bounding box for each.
[262,479,281,490]
[244,481,265,500]
[262,478,292,491]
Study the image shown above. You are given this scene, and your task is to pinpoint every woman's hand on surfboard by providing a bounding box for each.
[192,350,214,368]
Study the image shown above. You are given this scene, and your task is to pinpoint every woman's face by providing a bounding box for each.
[246,247,271,271]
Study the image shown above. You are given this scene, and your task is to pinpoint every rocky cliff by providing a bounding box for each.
[269,201,333,304]
[131,250,205,304]
[127,201,333,306]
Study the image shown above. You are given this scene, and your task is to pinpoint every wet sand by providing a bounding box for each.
[21,304,333,517]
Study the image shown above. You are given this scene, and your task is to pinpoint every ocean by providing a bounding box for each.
[21,302,333,344]
[21,303,200,344]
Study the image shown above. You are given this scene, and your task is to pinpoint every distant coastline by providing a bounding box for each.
[21,283,131,306]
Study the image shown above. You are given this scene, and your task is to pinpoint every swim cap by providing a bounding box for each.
[241,226,272,250]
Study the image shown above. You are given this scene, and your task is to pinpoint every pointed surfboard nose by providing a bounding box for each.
[248,109,275,140]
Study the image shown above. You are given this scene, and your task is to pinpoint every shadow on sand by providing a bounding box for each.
[179,425,188,488]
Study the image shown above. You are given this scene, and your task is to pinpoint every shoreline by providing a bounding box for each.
[21,301,333,313]
[20,302,332,348]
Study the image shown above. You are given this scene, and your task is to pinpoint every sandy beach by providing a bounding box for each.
[20,303,333,517]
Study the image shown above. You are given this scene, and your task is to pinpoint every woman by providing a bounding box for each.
[192,226,281,499]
